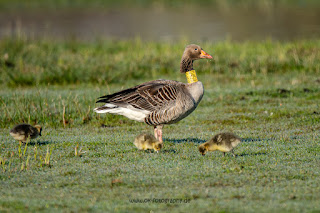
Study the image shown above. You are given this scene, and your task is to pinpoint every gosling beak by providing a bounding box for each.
[200,50,213,59]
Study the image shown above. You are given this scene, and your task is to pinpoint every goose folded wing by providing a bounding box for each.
[96,80,181,112]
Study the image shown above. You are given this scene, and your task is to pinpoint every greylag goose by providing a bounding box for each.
[134,133,163,152]
[10,124,42,144]
[199,132,241,156]
[94,44,212,142]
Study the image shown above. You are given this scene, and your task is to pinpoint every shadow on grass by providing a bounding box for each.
[165,137,279,144]
[241,137,282,142]
[138,149,178,154]
[161,149,177,154]
[242,135,312,143]
[242,138,265,142]
[27,140,52,146]
[141,150,157,154]
[237,152,267,157]
[164,138,206,144]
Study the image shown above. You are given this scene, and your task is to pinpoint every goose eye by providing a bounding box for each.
[194,48,198,51]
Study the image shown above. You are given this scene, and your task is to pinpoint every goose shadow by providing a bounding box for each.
[241,136,303,143]
[26,140,52,146]
[161,149,177,154]
[237,152,267,157]
[138,149,178,154]
[238,137,281,142]
[165,137,276,144]
[164,138,206,144]
[241,138,265,142]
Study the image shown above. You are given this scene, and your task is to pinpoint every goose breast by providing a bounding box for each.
[144,81,204,125]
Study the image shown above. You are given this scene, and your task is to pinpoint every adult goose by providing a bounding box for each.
[94,44,212,142]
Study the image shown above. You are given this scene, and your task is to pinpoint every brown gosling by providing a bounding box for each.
[134,133,163,153]
[9,124,42,144]
[199,132,241,157]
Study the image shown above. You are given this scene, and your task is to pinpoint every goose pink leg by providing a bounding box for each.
[154,126,158,139]
[154,125,163,142]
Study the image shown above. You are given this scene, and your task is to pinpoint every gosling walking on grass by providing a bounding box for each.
[134,133,163,153]
[199,132,241,157]
[9,124,42,144]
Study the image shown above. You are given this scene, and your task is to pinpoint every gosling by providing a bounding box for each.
[199,132,241,157]
[134,133,163,152]
[10,124,42,144]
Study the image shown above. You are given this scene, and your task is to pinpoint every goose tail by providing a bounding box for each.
[94,103,118,113]
[94,103,149,122]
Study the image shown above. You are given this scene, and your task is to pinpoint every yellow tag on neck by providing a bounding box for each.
[185,70,198,83]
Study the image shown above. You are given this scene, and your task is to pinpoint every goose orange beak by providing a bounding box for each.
[200,50,213,59]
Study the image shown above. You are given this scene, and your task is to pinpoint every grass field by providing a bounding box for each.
[0,38,320,212]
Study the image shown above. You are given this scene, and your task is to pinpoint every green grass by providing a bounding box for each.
[0,38,320,212]
[1,38,319,88]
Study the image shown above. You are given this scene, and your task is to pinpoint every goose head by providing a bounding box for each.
[184,44,213,60]
[180,44,212,73]
[35,125,42,136]
[198,144,208,156]
[153,142,163,152]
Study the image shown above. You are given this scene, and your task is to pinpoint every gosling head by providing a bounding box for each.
[199,145,207,156]
[153,142,163,152]
[34,125,42,136]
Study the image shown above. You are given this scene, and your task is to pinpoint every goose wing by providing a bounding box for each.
[95,80,186,122]
[98,80,180,110]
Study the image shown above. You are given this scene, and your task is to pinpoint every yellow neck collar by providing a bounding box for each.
[185,70,198,83]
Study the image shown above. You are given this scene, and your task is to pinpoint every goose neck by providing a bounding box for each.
[185,70,198,83]
[180,57,194,73]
